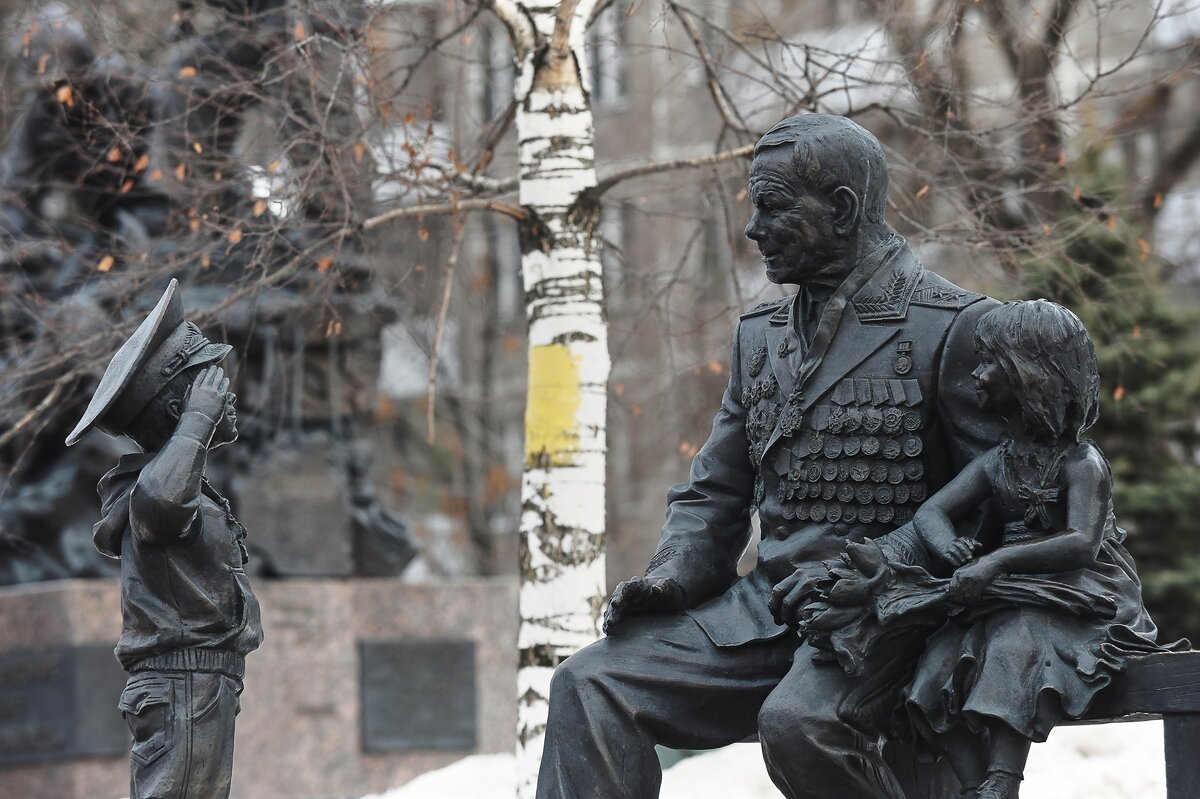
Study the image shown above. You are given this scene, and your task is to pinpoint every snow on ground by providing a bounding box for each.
[364,720,1165,799]
[1024,721,1165,799]
[360,754,516,799]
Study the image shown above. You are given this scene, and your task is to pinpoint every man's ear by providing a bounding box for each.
[831,186,861,236]
[166,397,183,422]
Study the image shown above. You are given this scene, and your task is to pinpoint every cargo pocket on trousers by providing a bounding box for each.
[194,673,238,722]
[119,674,174,768]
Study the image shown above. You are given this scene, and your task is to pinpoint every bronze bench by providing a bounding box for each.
[1082,651,1200,798]
[739,651,1200,797]
[883,651,1200,798]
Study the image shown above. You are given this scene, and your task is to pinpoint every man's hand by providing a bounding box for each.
[603,576,686,634]
[948,555,1003,603]
[768,569,820,629]
[184,366,229,421]
[940,536,980,568]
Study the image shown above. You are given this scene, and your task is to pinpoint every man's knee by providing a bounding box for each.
[758,687,840,762]
[759,691,803,750]
[549,641,611,705]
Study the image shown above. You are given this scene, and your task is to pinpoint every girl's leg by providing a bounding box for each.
[978,722,1032,799]
[932,724,988,793]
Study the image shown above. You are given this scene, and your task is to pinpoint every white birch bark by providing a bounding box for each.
[486,2,607,796]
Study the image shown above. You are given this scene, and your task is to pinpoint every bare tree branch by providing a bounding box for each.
[583,143,754,202]
[1143,123,1200,217]
[587,0,622,27]
[394,5,485,98]
[426,216,468,443]
[0,375,71,450]
[453,169,520,194]
[979,0,1079,160]
[362,197,526,229]
[1043,0,1079,63]
[466,97,519,182]
[980,0,1025,76]
[476,0,539,57]
[551,0,584,58]
[667,0,751,134]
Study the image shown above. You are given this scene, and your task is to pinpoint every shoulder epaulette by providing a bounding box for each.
[852,266,922,322]
[739,295,792,320]
[908,274,984,311]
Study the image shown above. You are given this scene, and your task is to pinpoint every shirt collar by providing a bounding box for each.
[784,234,904,330]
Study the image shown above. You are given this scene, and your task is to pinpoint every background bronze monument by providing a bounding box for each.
[65,278,262,799]
[0,1,416,588]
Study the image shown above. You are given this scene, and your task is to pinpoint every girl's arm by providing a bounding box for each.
[982,447,1109,575]
[913,449,995,563]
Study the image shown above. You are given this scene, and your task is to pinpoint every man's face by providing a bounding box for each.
[744,147,845,286]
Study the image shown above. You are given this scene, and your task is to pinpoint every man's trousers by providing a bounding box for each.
[535,611,908,799]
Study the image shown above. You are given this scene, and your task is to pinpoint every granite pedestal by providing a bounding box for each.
[0,577,517,799]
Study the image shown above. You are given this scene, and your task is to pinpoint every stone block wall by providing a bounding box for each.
[0,577,518,799]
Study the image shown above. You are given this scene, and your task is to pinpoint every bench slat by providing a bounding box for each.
[1085,652,1200,718]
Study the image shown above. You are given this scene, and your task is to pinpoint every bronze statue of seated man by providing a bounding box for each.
[536,113,1005,799]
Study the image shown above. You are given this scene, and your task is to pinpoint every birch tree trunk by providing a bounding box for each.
[486,2,607,796]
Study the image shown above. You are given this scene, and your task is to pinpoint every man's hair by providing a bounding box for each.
[975,300,1100,442]
[753,114,889,224]
[125,365,204,452]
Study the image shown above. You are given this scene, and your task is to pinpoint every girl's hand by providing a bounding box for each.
[948,556,1003,603]
[940,536,980,568]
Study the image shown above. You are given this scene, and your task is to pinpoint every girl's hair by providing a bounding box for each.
[974,299,1100,442]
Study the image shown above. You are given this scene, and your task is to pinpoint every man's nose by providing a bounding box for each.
[745,213,764,242]
[971,365,984,379]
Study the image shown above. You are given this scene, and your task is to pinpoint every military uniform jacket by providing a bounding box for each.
[93,453,264,671]
[646,237,1002,646]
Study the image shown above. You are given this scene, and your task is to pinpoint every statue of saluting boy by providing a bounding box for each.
[66,278,262,799]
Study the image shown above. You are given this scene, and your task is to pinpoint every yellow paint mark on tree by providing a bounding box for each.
[525,344,581,467]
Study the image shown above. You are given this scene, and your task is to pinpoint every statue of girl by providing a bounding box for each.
[801,299,1182,799]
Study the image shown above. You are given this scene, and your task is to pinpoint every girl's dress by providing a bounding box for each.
[903,439,1177,742]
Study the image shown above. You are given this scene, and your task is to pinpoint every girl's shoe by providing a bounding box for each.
[977,770,1022,799]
